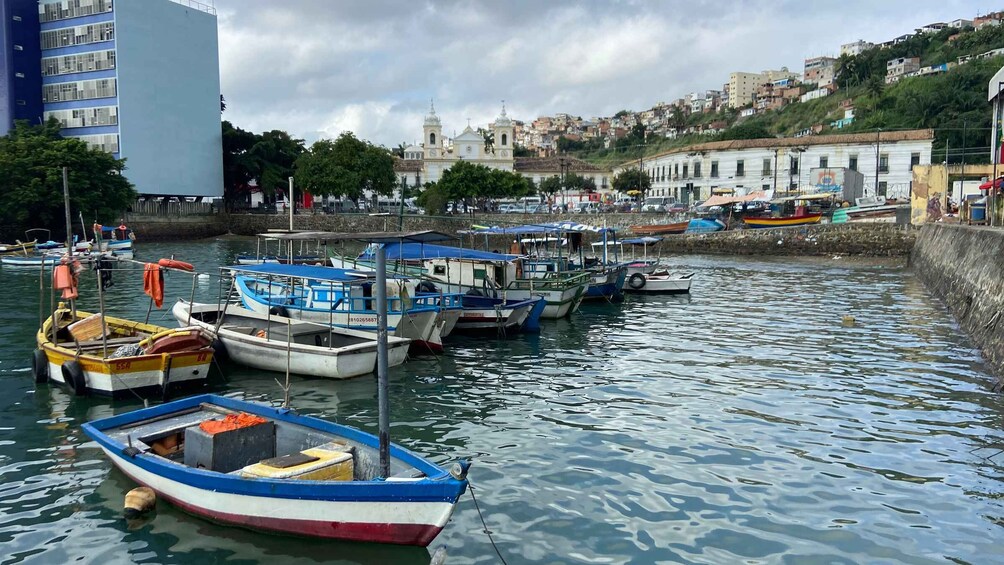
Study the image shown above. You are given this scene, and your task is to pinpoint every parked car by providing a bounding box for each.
[668,202,688,213]
[573,201,601,214]
[641,197,673,213]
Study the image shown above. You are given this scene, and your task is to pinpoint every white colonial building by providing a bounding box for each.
[616,130,934,203]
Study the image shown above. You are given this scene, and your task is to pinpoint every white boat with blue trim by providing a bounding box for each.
[82,394,470,545]
[231,263,448,354]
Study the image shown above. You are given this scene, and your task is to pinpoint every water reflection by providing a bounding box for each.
[0,242,1002,564]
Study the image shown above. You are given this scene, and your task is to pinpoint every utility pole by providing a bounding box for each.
[874,129,881,197]
[772,148,779,194]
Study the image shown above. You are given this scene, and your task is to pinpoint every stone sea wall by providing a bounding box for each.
[912,224,1004,387]
[123,212,918,257]
[655,222,916,257]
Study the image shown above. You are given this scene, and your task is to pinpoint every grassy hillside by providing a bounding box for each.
[574,24,1004,168]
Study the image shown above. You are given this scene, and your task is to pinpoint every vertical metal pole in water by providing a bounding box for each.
[62,167,76,319]
[288,177,294,232]
[96,263,108,358]
[63,167,73,255]
[376,244,390,478]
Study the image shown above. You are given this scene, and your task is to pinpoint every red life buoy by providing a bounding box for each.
[157,259,195,272]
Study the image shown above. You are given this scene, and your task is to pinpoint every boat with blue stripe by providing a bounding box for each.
[82,394,469,546]
[231,263,450,354]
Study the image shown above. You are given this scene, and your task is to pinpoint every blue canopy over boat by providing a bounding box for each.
[620,236,663,245]
[362,243,518,262]
[465,221,614,235]
[229,263,368,283]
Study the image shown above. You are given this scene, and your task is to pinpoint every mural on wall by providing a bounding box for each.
[926,191,944,222]
[812,169,842,193]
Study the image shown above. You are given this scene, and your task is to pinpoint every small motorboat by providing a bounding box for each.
[82,394,470,545]
[0,240,35,256]
[623,270,693,294]
[173,300,411,379]
[34,307,215,398]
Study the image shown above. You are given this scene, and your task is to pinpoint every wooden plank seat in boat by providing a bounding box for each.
[58,335,146,349]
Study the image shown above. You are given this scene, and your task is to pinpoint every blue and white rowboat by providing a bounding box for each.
[83,394,470,546]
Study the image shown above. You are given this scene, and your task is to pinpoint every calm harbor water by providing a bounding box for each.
[1,237,1002,564]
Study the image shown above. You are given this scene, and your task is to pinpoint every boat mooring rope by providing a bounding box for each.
[468,483,509,565]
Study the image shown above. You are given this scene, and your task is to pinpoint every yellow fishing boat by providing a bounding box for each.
[33,306,215,399]
[0,240,35,255]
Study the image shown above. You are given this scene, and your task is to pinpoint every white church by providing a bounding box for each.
[397,102,516,185]
[394,101,612,195]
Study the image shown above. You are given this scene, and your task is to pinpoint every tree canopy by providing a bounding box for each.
[435,160,534,202]
[0,118,136,238]
[293,132,396,201]
[612,168,651,195]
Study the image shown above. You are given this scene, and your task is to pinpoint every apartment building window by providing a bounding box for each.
[761,158,771,176]
[910,152,920,169]
[41,23,115,50]
[819,156,828,168]
[693,162,702,178]
[711,161,719,178]
[73,133,119,153]
[789,156,799,175]
[674,163,679,179]
[736,159,745,177]
[39,0,114,23]
[42,78,117,103]
[660,166,665,182]
[42,50,116,77]
[849,154,858,171]
[601,176,608,188]
[762,184,770,190]
[878,181,888,196]
[879,153,889,173]
[682,164,688,179]
[44,106,118,128]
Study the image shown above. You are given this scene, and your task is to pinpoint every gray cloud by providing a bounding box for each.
[216,0,981,147]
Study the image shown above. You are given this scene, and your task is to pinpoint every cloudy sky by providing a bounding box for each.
[215,0,983,147]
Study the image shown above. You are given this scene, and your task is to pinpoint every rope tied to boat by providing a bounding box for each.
[468,483,509,565]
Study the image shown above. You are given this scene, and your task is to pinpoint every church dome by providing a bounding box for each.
[424,101,441,126]
[494,102,511,127]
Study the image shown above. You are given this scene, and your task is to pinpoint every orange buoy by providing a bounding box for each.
[157,259,194,272]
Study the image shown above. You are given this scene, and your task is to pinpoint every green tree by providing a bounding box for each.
[513,143,533,157]
[221,120,258,210]
[538,175,562,197]
[249,129,305,199]
[293,132,396,202]
[716,121,771,141]
[612,169,651,195]
[0,118,136,237]
[416,182,448,215]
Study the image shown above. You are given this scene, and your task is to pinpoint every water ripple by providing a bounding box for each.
[1,245,1002,563]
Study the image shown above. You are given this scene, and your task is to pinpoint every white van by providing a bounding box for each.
[642,197,673,213]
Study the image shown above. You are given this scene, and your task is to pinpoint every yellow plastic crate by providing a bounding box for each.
[239,442,354,481]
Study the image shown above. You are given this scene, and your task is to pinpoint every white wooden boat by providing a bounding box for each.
[624,270,693,294]
[82,394,470,545]
[172,300,410,379]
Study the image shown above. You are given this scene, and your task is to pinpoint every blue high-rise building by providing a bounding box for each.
[1,0,223,198]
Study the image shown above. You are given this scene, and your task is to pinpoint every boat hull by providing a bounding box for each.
[745,214,822,229]
[624,273,693,294]
[105,453,450,544]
